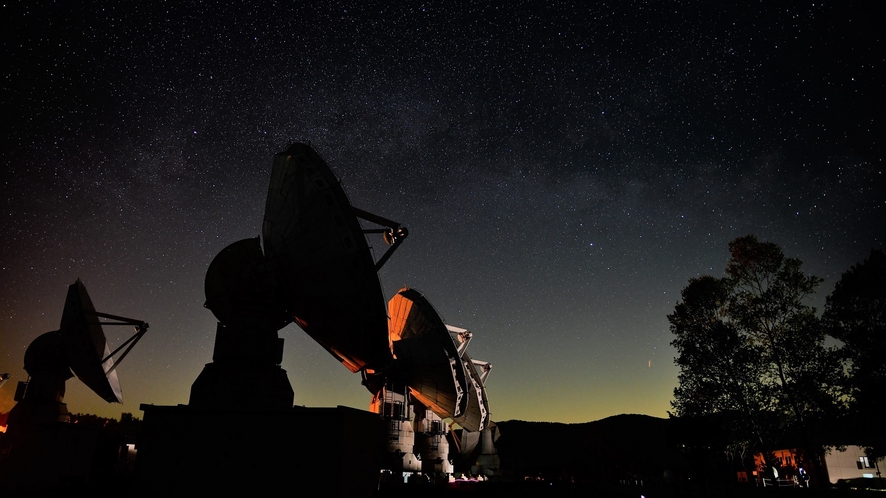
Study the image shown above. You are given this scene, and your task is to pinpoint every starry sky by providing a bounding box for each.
[2,1,884,423]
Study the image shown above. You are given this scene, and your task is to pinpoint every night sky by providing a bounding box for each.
[2,2,884,424]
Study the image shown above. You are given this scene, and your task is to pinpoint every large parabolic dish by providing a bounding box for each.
[387,287,495,431]
[262,143,393,374]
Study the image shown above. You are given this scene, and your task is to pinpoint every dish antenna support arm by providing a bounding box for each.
[84,310,149,373]
[352,206,409,271]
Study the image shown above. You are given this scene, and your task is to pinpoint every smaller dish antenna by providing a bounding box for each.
[60,279,149,403]
[9,279,148,433]
[1,280,148,493]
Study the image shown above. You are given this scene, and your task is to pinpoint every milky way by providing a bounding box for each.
[2,1,883,423]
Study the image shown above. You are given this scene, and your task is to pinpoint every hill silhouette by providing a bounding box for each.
[494,414,686,484]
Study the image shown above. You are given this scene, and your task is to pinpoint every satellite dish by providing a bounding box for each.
[387,287,492,429]
[1,280,148,494]
[6,280,147,433]
[60,280,148,403]
[193,142,409,407]
[262,143,407,375]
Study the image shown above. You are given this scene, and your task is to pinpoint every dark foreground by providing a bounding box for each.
[377,480,886,498]
[3,476,885,497]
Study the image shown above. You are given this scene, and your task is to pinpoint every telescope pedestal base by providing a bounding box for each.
[134,404,383,497]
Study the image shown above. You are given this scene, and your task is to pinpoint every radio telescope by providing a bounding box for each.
[0,280,148,491]
[137,142,412,496]
[185,144,495,434]
[6,279,148,428]
[190,144,497,481]
[191,142,408,407]
[372,287,494,479]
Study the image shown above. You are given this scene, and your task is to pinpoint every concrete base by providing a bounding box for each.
[134,404,382,497]
[0,418,113,496]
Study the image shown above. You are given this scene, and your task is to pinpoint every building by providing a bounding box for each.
[752,446,884,488]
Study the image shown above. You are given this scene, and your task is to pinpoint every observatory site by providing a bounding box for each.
[3,1,883,496]
[0,144,499,496]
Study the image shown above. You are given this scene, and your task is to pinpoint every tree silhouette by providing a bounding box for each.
[671,235,843,477]
[823,249,886,459]
[724,236,842,427]
[670,275,769,448]
[669,272,777,482]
